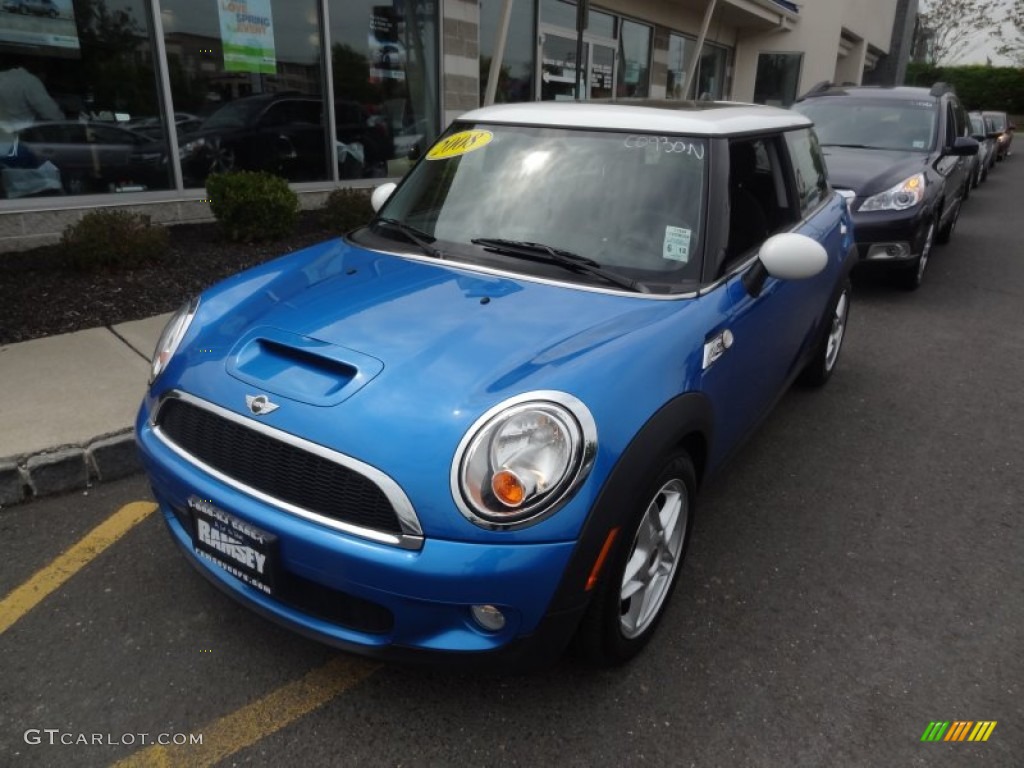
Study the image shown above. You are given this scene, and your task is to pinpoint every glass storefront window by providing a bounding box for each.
[540,0,615,39]
[480,0,535,103]
[666,34,693,99]
[160,0,329,188]
[616,19,649,98]
[697,43,728,100]
[328,0,439,179]
[753,52,802,107]
[0,0,172,199]
[665,34,729,101]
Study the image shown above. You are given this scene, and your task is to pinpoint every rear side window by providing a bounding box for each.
[784,128,830,216]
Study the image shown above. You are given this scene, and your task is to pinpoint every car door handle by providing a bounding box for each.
[702,329,734,371]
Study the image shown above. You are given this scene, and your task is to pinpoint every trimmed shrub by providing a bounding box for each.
[62,210,168,271]
[318,187,375,233]
[206,171,299,242]
[904,63,1024,115]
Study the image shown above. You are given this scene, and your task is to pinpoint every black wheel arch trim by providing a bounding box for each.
[543,392,714,625]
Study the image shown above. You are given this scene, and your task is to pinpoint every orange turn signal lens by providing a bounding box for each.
[491,470,526,507]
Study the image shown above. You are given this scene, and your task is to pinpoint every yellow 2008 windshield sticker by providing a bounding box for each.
[426,130,494,160]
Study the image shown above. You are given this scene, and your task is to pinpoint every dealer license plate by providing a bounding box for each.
[188,496,278,596]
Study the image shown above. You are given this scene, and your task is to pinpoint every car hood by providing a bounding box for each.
[161,237,699,542]
[187,238,683,400]
[821,146,931,198]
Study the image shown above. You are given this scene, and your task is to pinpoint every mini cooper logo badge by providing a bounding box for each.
[245,395,279,416]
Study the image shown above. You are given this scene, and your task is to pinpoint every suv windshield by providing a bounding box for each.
[793,98,937,152]
[361,123,707,292]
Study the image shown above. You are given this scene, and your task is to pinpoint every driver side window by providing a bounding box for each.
[724,135,795,267]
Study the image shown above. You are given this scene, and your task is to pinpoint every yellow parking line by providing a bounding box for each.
[0,501,157,635]
[114,655,380,768]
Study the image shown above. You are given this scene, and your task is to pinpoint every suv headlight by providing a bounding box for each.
[149,297,199,383]
[859,173,926,212]
[451,392,597,529]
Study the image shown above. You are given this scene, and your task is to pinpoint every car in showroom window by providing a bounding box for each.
[137,101,856,669]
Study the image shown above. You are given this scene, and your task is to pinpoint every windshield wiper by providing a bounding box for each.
[373,217,445,259]
[470,237,647,293]
[821,143,875,149]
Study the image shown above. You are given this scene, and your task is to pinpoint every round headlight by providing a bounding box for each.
[452,392,597,529]
[149,297,199,383]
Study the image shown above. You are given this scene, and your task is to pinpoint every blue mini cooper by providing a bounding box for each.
[137,101,856,668]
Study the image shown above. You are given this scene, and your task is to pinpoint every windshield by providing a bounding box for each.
[969,114,984,135]
[988,113,1006,131]
[362,123,707,292]
[793,98,937,152]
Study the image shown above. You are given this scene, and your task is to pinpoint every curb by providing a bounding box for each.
[0,430,141,509]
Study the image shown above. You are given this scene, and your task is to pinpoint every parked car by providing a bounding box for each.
[136,101,856,669]
[793,83,977,290]
[177,92,391,186]
[127,112,203,141]
[968,111,998,185]
[12,121,167,194]
[2,0,59,17]
[983,111,1015,160]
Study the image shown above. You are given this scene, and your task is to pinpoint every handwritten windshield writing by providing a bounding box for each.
[624,135,705,158]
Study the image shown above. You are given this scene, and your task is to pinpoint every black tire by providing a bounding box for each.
[799,278,851,385]
[894,217,936,291]
[574,451,696,666]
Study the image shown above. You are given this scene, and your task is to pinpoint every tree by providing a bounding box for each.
[994,0,1024,65]
[918,0,1004,64]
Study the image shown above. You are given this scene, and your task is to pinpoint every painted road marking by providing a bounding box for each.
[114,655,380,767]
[0,501,157,635]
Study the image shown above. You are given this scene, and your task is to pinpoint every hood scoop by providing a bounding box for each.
[226,327,383,407]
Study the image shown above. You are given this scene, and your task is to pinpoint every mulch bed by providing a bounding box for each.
[0,212,341,346]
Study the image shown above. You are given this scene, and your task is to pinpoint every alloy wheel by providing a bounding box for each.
[619,479,688,639]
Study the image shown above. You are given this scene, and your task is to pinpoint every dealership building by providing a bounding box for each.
[0,0,916,251]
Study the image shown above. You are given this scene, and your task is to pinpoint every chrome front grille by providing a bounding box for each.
[152,391,422,549]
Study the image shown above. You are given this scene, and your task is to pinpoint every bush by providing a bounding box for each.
[904,63,1024,115]
[318,187,374,233]
[62,210,168,271]
[206,171,299,242]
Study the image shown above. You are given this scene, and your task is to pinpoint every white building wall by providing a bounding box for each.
[732,0,899,102]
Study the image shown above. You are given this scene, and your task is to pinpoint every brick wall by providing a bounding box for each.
[443,0,480,127]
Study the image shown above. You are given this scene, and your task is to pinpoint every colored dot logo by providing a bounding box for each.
[921,721,997,742]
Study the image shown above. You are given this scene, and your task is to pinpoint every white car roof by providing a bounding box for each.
[457,101,812,136]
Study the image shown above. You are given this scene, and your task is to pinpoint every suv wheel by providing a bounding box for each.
[896,218,936,291]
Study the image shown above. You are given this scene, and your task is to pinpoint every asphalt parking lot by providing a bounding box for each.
[1,159,1022,768]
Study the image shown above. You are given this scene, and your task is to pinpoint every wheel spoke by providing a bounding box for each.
[618,476,689,640]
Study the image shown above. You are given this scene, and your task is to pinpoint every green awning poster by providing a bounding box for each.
[218,0,277,74]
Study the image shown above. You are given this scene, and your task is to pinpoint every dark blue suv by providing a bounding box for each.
[793,83,978,290]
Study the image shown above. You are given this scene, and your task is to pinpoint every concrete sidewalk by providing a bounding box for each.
[0,312,171,507]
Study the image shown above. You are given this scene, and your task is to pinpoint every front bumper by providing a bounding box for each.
[136,408,585,669]
[847,205,931,266]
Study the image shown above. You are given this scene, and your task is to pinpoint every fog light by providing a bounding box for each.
[471,604,506,631]
[865,243,910,261]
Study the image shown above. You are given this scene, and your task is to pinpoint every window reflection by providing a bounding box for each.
[616,19,649,98]
[0,0,172,198]
[328,0,439,180]
[480,0,534,103]
[161,0,330,187]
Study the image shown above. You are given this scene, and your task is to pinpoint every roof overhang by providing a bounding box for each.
[715,0,799,32]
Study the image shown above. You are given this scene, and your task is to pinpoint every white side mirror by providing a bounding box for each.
[370,182,397,213]
[758,232,828,280]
